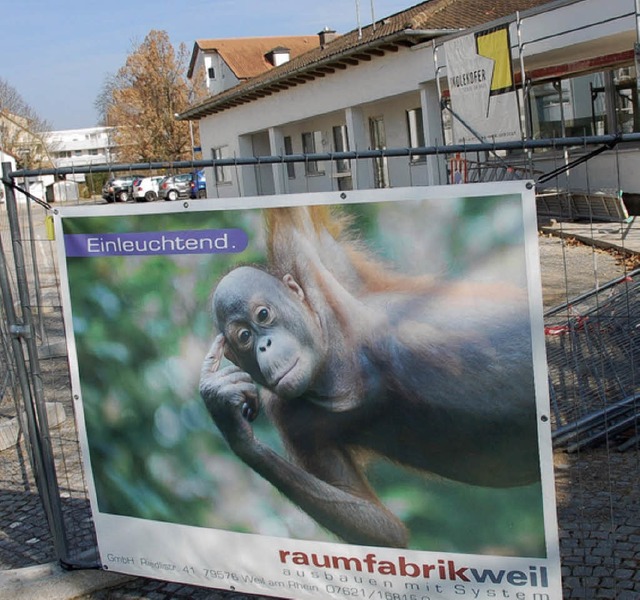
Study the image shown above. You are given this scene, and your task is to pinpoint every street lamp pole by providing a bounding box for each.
[189,119,195,161]
[175,111,196,161]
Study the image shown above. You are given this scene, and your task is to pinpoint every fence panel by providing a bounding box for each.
[0,140,638,599]
[0,174,98,569]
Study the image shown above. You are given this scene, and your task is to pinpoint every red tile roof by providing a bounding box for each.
[182,0,556,120]
[187,36,320,80]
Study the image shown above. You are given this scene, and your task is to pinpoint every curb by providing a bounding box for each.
[539,222,640,257]
[0,562,132,600]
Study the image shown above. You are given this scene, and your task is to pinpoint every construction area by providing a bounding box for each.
[0,148,639,599]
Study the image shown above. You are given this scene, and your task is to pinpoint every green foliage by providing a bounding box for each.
[368,461,544,556]
[66,209,262,526]
[84,172,110,197]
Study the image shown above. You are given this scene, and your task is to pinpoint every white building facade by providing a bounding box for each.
[179,0,640,203]
[47,126,116,177]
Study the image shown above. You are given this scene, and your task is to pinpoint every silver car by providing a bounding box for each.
[158,173,192,201]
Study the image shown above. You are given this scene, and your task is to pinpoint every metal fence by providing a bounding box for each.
[0,137,638,599]
[0,177,98,570]
[547,271,640,453]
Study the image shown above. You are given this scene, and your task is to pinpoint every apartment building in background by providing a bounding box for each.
[47,126,116,179]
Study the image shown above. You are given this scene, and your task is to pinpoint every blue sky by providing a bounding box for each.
[2,0,416,130]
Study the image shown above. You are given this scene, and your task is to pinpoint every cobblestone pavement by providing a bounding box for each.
[1,225,639,599]
[554,449,640,599]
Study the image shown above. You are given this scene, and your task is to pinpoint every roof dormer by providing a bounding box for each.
[265,46,291,67]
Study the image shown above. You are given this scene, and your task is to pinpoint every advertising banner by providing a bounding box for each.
[55,183,561,599]
[443,25,522,144]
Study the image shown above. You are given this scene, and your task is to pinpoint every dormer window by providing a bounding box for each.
[265,47,291,67]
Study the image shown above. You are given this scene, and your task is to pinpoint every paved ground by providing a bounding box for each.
[0,208,638,599]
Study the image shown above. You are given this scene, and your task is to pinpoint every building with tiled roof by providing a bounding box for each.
[179,0,640,198]
[187,35,322,96]
[182,0,553,120]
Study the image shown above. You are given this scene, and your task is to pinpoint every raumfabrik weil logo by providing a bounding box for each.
[278,550,549,588]
[64,229,248,257]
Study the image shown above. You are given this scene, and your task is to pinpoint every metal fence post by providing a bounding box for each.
[0,162,70,562]
[22,175,46,341]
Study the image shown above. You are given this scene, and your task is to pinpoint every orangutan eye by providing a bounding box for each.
[238,329,252,346]
[256,306,271,323]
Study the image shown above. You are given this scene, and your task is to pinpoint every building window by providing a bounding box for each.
[283,136,295,179]
[332,124,352,191]
[212,146,231,184]
[208,67,215,79]
[301,130,325,175]
[528,66,640,141]
[332,125,350,173]
[406,108,426,163]
[369,116,389,188]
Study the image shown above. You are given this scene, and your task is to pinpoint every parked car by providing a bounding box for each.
[158,172,194,201]
[190,169,207,199]
[132,175,165,202]
[102,174,144,203]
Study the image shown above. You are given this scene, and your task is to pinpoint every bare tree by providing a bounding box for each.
[95,30,204,163]
[0,77,54,168]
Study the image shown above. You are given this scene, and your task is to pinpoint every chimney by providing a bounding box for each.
[266,46,291,67]
[318,27,337,49]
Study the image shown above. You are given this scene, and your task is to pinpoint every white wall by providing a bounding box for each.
[198,47,440,197]
[199,47,433,142]
[209,53,240,96]
[193,49,242,96]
